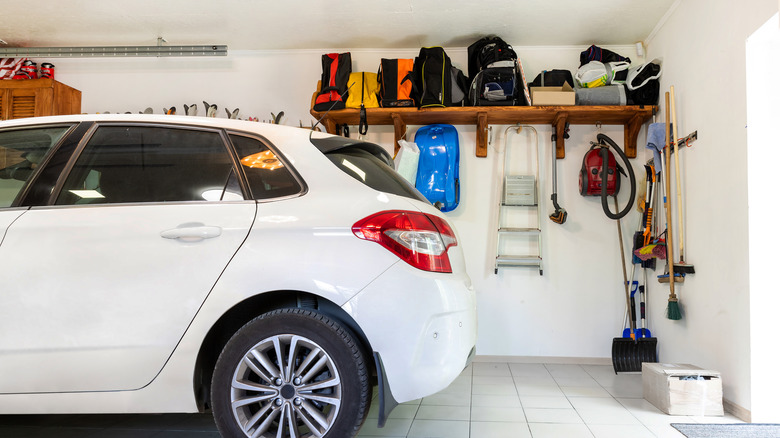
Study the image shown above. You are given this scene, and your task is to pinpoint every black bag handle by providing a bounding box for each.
[359,105,368,136]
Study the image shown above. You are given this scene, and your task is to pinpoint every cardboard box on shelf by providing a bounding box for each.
[530,82,575,106]
[642,363,724,416]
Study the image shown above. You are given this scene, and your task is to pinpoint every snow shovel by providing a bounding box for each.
[622,280,639,338]
[612,321,658,372]
[612,199,659,373]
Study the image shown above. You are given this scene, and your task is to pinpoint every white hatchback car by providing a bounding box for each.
[0,114,477,438]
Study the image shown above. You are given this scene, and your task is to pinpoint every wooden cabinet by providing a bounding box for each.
[0,79,81,120]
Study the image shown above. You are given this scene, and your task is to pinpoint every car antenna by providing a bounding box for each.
[311,82,354,134]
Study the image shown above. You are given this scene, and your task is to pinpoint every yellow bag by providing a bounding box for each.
[345,72,380,109]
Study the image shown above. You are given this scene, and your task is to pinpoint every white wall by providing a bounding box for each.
[747,12,780,424]
[645,0,778,418]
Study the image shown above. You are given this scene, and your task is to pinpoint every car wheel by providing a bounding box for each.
[211,308,370,438]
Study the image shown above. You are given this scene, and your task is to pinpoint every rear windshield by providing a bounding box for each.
[325,147,427,203]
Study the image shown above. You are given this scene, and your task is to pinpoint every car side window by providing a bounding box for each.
[0,126,72,208]
[56,126,242,205]
[229,134,302,200]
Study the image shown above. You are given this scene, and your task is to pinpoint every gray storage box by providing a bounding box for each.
[642,363,724,416]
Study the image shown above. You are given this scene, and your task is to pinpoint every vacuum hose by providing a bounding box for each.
[598,133,635,220]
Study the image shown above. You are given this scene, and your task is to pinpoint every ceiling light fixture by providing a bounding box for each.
[0,45,227,57]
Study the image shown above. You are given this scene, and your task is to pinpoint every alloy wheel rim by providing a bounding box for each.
[230,334,342,438]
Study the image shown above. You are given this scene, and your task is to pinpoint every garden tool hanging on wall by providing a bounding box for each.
[670,86,695,275]
[549,132,568,224]
[663,91,682,319]
[632,162,660,269]
[614,196,659,373]
[611,194,658,373]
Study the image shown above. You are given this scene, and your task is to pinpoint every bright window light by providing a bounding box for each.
[69,190,105,199]
[342,159,366,181]
[201,189,243,201]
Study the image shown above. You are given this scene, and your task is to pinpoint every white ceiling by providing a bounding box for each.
[0,0,675,51]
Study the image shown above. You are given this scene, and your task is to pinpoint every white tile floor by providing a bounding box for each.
[357,362,743,438]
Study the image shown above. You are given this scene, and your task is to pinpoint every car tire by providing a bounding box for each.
[211,308,371,438]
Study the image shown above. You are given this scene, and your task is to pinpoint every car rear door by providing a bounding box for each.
[0,125,74,246]
[0,123,257,393]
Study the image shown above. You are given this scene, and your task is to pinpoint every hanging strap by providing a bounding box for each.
[359,105,368,136]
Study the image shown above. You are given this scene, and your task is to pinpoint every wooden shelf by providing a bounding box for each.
[310,104,656,159]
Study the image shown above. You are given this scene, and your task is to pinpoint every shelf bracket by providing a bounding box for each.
[322,118,337,136]
[624,113,644,158]
[552,112,568,159]
[391,113,406,156]
[476,112,488,158]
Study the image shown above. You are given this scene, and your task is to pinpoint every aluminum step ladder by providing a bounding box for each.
[495,125,543,275]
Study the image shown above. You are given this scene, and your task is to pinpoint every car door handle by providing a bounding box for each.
[160,225,222,240]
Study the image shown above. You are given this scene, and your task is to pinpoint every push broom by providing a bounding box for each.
[664,91,682,320]
[669,86,695,274]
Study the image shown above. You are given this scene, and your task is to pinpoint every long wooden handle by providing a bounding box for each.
[615,197,635,337]
[670,86,685,259]
[665,92,676,297]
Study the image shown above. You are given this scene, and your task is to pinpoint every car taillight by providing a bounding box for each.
[352,211,458,273]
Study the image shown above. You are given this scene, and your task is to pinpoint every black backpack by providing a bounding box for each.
[467,36,518,81]
[466,36,529,106]
[313,52,352,112]
[412,47,468,108]
[469,66,526,106]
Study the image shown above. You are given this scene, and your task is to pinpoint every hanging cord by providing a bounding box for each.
[598,133,636,220]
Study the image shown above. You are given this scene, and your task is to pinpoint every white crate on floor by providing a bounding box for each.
[642,363,724,416]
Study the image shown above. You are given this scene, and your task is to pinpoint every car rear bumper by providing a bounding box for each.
[343,261,477,404]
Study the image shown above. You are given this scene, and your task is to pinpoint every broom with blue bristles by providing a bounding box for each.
[663,91,682,320]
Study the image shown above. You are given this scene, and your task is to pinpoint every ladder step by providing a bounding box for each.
[496,255,542,267]
[498,227,540,234]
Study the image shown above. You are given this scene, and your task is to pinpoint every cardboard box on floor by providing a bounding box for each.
[530,82,575,106]
[642,363,724,416]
